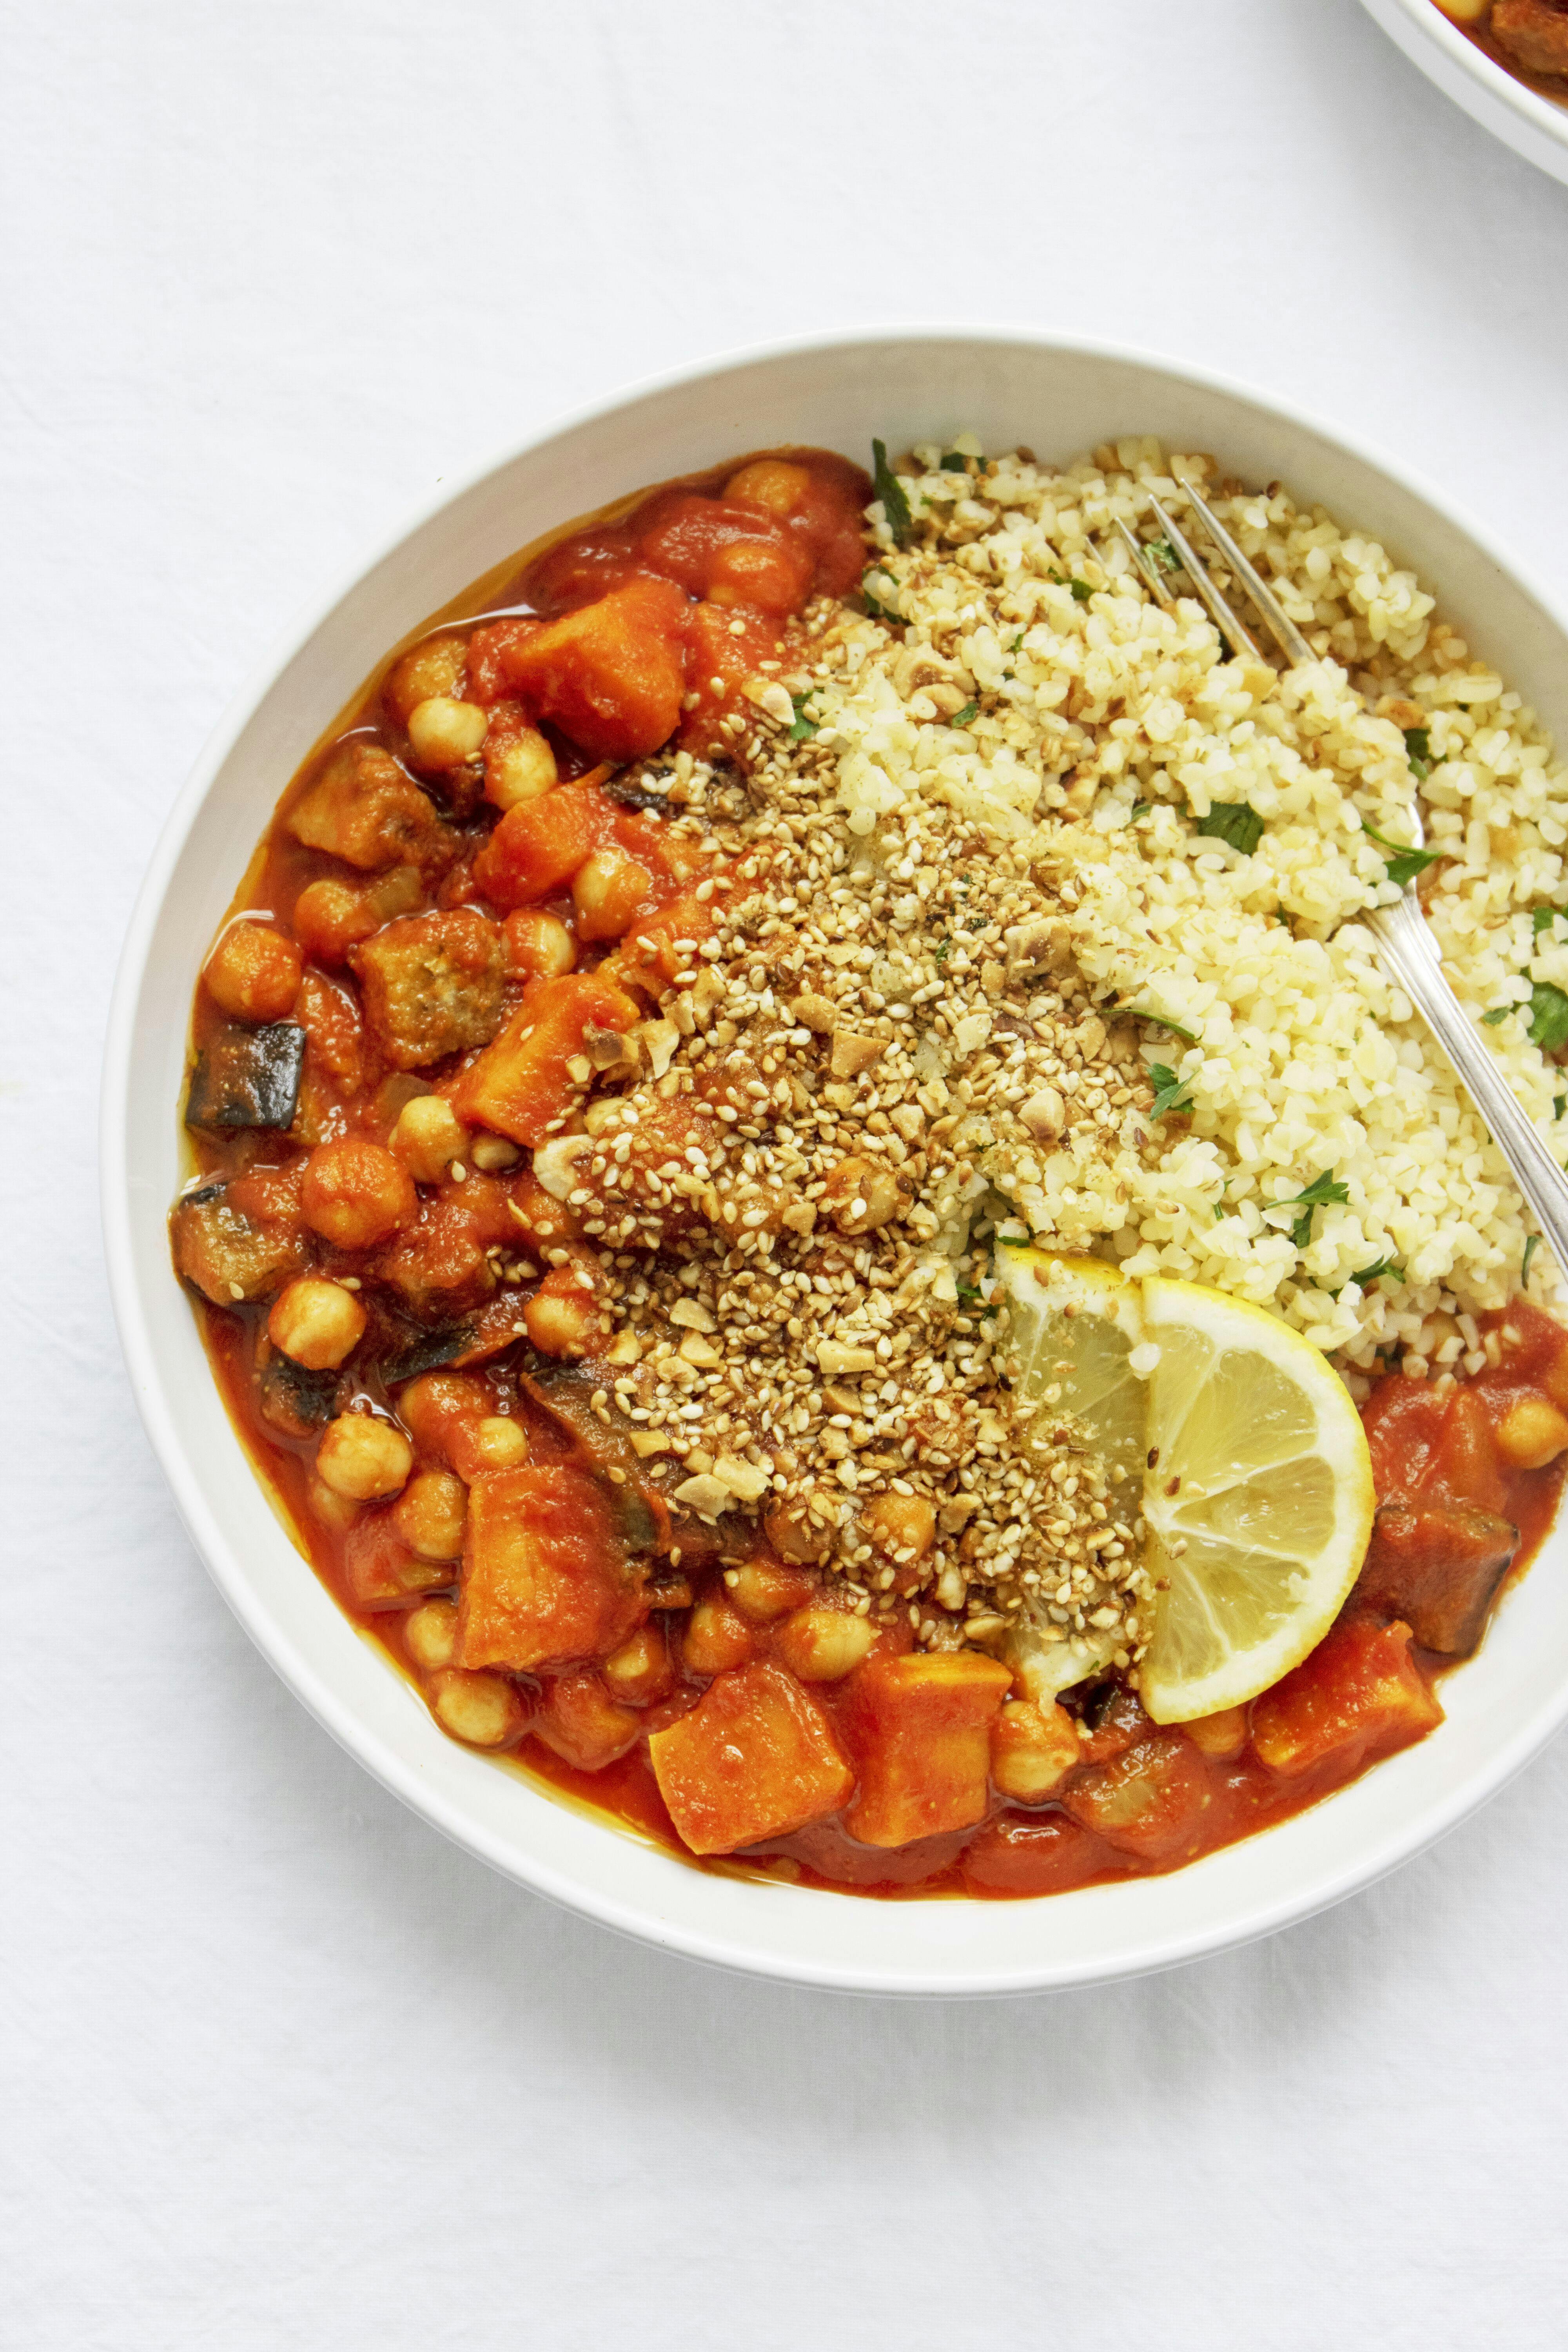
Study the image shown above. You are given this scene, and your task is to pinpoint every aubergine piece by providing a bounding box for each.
[170,1183,311,1305]
[604,774,673,815]
[378,1323,477,1387]
[258,1345,342,1439]
[186,1021,306,1131]
[1353,1499,1519,1657]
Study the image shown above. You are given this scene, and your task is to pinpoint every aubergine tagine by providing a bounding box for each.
[169,430,1568,1901]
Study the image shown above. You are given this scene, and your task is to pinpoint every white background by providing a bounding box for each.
[7,2,1568,2344]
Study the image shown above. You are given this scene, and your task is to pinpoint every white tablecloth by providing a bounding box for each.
[10,3,1568,2342]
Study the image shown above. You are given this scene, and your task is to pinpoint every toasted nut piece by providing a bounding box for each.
[392,1469,468,1560]
[405,1598,459,1672]
[790,994,838,1034]
[1019,1087,1066,1141]
[817,1340,877,1377]
[830,1030,886,1080]
[990,1699,1081,1801]
[267,1277,367,1371]
[429,1667,526,1748]
[390,1093,467,1184]
[1495,1395,1568,1469]
[773,1606,875,1682]
[316,1412,413,1501]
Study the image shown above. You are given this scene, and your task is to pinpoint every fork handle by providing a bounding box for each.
[1369,891,1568,1276]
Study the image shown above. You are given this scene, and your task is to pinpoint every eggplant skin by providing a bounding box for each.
[186,1022,306,1130]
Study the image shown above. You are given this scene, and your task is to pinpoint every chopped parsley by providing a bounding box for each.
[1524,1234,1542,1286]
[788,693,818,742]
[1145,537,1179,574]
[933,936,951,965]
[1346,1255,1405,1290]
[1213,1202,1227,1223]
[1403,726,1435,781]
[871,439,912,548]
[1534,906,1567,939]
[1129,802,1151,821]
[1529,982,1568,1053]
[1280,1169,1350,1251]
[949,702,979,729]
[1148,1063,1194,1118]
[1361,818,1442,889]
[1124,1006,1200,1044]
[1196,800,1265,855]
[1007,632,1025,652]
[1481,1005,1512,1027]
[955,1283,982,1306]
[862,568,900,624]
[1069,577,1093,604]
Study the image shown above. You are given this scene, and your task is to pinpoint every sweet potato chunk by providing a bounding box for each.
[456,1465,643,1671]
[842,1653,1012,1848]
[1062,1732,1215,1865]
[648,1661,853,1855]
[472,784,614,909]
[493,577,690,762]
[455,969,642,1147]
[1353,1499,1517,1657]
[351,908,506,1069]
[287,742,444,871]
[1252,1616,1443,1780]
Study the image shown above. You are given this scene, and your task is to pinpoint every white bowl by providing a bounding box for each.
[103,328,1568,1995]
[1360,0,1568,185]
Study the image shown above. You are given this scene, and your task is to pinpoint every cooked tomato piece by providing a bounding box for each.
[648,1661,853,1854]
[1251,1616,1443,1780]
[488,577,690,761]
[472,783,615,909]
[842,1652,1012,1848]
[456,1465,644,1672]
[455,968,642,1147]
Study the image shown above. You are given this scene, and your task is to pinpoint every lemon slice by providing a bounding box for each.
[1137,1278,1373,1722]
[993,1247,1374,1724]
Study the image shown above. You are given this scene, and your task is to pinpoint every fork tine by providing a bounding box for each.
[1178,479,1313,666]
[1113,516,1178,612]
[1145,495,1265,664]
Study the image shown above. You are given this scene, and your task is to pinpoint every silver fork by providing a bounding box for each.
[1116,487,1568,1283]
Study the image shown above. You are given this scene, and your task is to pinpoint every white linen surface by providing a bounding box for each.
[7,3,1568,2343]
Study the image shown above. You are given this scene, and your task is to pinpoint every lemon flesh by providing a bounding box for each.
[993,1248,1375,1725]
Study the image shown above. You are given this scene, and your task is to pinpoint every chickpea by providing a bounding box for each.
[267,1277,367,1371]
[764,1497,835,1563]
[683,1592,755,1676]
[468,1415,530,1471]
[602,1626,672,1707]
[316,1411,413,1501]
[572,845,655,943]
[390,1093,467,1185]
[484,723,558,810]
[428,1667,526,1749]
[307,1472,361,1535]
[398,1369,492,1467]
[860,1492,936,1562]
[203,921,302,1024]
[406,695,489,772]
[385,632,468,727]
[1184,1704,1249,1762]
[505,908,577,979]
[300,1138,416,1250]
[723,458,813,518]
[469,1134,521,1172]
[1495,1394,1568,1469]
[823,1156,903,1234]
[524,1269,604,1358]
[990,1699,1081,1802]
[405,1597,459,1672]
[724,1557,814,1623]
[392,1469,468,1560]
[773,1605,874,1683]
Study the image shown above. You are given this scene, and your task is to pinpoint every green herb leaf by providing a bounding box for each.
[955,1283,982,1305]
[1349,1255,1405,1290]
[1213,1203,1227,1223]
[1145,537,1179,573]
[788,692,818,743]
[949,702,979,729]
[871,439,912,549]
[1069,577,1093,604]
[1129,802,1151,821]
[933,936,951,965]
[1529,981,1568,1054]
[1148,1062,1194,1119]
[1481,1006,1512,1027]
[1361,818,1442,888]
[1196,800,1265,855]
[1403,726,1434,782]
[862,568,899,624]
[1280,1168,1350,1249]
[1007,632,1025,652]
[1124,1007,1200,1044]
[939,452,969,474]
[1534,906,1567,938]
[1524,1234,1541,1286]
[1556,1094,1567,1122]
[965,915,988,933]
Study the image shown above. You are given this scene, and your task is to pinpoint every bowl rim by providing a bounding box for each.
[101,322,1568,1994]
[1363,0,1568,154]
